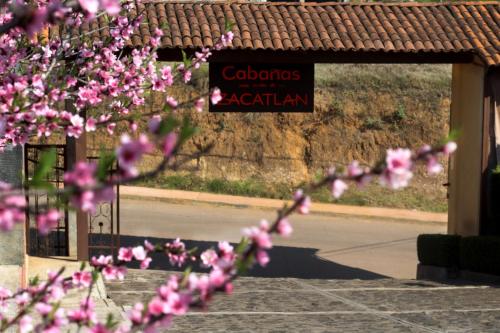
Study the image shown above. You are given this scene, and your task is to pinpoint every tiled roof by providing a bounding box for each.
[63,1,500,66]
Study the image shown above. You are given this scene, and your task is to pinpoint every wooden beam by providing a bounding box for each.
[155,48,477,64]
[65,104,88,261]
[448,63,485,236]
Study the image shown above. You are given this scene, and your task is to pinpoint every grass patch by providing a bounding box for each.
[135,174,448,213]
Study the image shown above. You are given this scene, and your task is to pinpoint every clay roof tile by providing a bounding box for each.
[69,1,500,66]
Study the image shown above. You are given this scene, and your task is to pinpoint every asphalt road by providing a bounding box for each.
[120,198,446,279]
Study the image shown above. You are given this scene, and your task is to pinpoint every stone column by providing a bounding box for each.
[0,145,24,264]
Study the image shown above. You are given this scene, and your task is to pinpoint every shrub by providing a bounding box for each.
[417,234,461,267]
[460,236,500,275]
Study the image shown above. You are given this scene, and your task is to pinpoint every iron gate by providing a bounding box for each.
[87,156,120,257]
[24,144,69,256]
[24,145,120,258]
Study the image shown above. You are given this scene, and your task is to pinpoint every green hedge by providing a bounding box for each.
[460,236,500,275]
[417,234,461,268]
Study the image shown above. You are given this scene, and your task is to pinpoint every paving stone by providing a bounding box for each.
[296,278,450,290]
[332,288,500,312]
[394,310,500,332]
[166,313,424,333]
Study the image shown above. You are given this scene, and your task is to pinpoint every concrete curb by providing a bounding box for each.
[121,186,448,224]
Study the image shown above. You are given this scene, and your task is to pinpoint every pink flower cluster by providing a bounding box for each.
[325,141,458,200]
[118,240,154,269]
[0,194,26,231]
[64,162,115,213]
[91,255,127,280]
[164,238,190,267]
[116,134,153,178]
[36,209,61,235]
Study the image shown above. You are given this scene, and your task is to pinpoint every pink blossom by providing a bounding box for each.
[165,238,188,267]
[162,132,178,158]
[221,31,234,46]
[211,88,222,105]
[100,265,127,281]
[200,249,218,267]
[67,298,97,325]
[276,218,293,237]
[91,255,113,267]
[148,297,168,316]
[19,315,33,333]
[79,0,99,14]
[209,268,226,288]
[386,148,413,172]
[166,96,178,108]
[194,98,204,112]
[167,292,190,315]
[106,123,116,135]
[183,70,192,83]
[140,257,152,269]
[331,179,348,199]
[118,247,133,262]
[380,148,413,189]
[36,209,61,235]
[218,241,233,255]
[101,0,121,15]
[177,64,192,83]
[243,226,272,249]
[160,66,174,86]
[0,286,12,299]
[116,134,153,176]
[35,302,53,315]
[77,85,101,106]
[128,303,145,325]
[15,292,30,306]
[5,195,26,208]
[0,205,25,231]
[85,117,97,132]
[347,161,363,177]
[256,250,270,267]
[144,240,155,252]
[72,271,92,288]
[426,156,443,175]
[67,114,84,138]
[443,141,457,155]
[294,189,311,214]
[132,246,147,261]
[71,187,115,214]
[66,76,77,88]
[64,162,96,188]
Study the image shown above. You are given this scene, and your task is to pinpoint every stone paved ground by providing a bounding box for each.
[105,269,500,333]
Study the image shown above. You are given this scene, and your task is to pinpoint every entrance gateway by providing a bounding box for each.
[24,144,120,258]
[48,1,499,259]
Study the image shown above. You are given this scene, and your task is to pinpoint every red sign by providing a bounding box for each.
[209,63,314,113]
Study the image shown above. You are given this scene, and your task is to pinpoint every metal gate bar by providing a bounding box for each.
[24,144,69,257]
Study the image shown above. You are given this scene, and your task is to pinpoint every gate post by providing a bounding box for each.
[66,107,88,261]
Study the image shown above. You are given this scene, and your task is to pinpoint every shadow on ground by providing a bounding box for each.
[91,235,387,280]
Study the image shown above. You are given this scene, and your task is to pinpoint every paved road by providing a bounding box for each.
[106,269,500,333]
[120,198,445,279]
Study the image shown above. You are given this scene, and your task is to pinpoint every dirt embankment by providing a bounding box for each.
[87,63,451,211]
